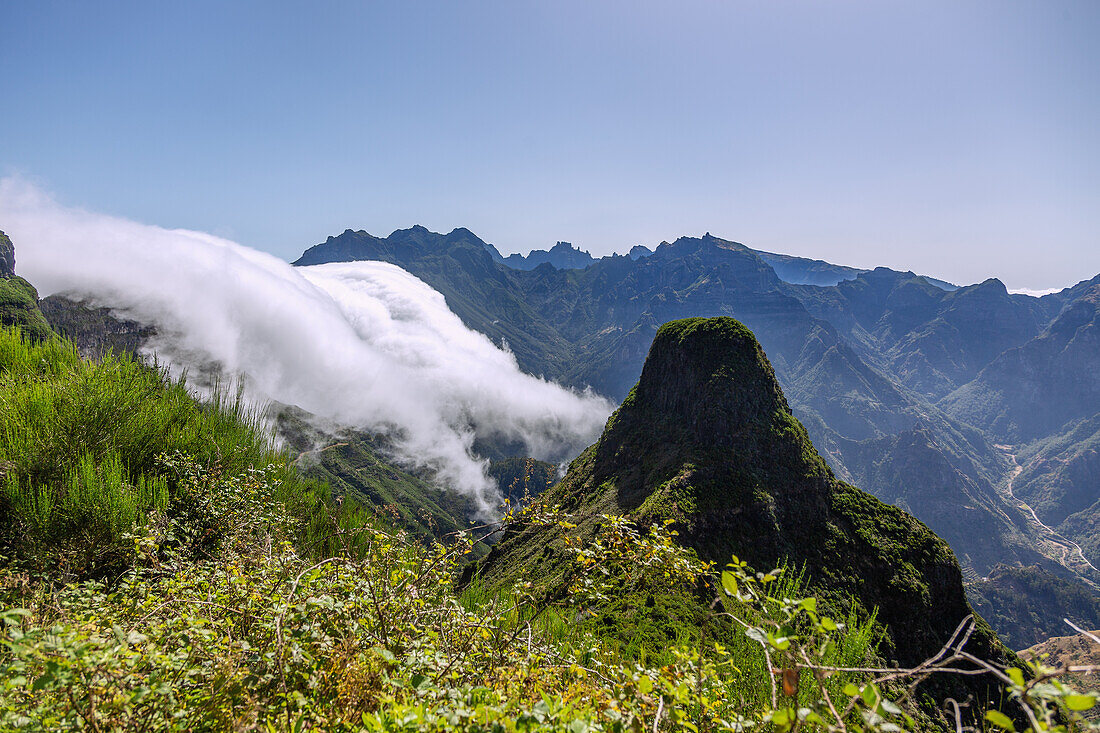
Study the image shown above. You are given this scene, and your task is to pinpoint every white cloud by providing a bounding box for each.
[0,177,612,515]
[1007,287,1063,297]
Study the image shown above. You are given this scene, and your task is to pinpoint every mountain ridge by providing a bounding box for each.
[294,224,1100,646]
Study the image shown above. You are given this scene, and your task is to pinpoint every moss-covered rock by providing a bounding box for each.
[0,231,52,341]
[0,276,52,341]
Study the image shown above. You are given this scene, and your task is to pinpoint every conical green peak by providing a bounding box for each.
[587,317,828,514]
[623,317,789,443]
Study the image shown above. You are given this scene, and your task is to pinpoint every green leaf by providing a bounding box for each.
[745,628,768,645]
[843,683,861,697]
[985,710,1016,731]
[1005,667,1025,687]
[798,709,825,725]
[1064,694,1096,711]
[878,698,903,716]
[721,571,738,596]
[860,683,879,708]
[636,676,653,694]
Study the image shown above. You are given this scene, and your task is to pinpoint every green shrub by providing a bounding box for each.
[0,327,372,576]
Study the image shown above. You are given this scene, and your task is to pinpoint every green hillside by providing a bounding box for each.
[0,318,1093,730]
[0,327,364,576]
[0,231,51,342]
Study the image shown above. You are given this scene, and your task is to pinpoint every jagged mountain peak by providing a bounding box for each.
[665,232,747,252]
[549,240,582,252]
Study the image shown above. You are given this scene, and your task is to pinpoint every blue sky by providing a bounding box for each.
[2,1,1096,289]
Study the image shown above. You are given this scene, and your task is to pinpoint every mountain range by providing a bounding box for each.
[0,225,1040,727]
[295,225,1100,648]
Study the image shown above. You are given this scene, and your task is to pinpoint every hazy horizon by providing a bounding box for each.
[2,1,1097,290]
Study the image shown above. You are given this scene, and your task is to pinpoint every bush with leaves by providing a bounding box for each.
[7,472,1100,732]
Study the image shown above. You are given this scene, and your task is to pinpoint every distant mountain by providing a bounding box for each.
[39,295,156,358]
[275,407,488,543]
[501,241,597,270]
[940,279,1100,443]
[968,564,1100,650]
[752,249,866,286]
[793,270,1053,400]
[1021,627,1100,691]
[466,232,958,290]
[474,317,1012,706]
[294,224,1100,645]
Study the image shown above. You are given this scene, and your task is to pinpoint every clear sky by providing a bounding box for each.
[2,1,1097,289]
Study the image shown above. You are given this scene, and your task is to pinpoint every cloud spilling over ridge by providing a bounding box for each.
[0,177,613,514]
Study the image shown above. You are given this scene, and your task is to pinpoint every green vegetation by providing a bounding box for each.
[0,276,52,342]
[0,231,15,277]
[0,326,370,576]
[285,421,486,544]
[474,317,1017,720]
[488,456,558,504]
[0,322,1097,730]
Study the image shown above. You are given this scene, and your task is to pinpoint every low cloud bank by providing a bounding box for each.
[1008,287,1063,297]
[0,178,612,514]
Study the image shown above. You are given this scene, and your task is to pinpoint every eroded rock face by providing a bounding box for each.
[0,230,14,278]
[942,280,1100,443]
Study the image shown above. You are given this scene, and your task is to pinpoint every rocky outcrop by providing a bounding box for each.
[0,230,14,278]
[0,232,52,341]
[477,317,1013,710]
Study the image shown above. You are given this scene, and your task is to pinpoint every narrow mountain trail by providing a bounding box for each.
[996,445,1099,576]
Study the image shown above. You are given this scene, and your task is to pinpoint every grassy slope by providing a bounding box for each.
[0,326,372,575]
[0,324,910,731]
[0,319,1092,730]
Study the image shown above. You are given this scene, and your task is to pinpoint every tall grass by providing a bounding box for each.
[0,326,370,575]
